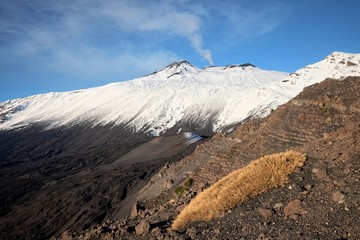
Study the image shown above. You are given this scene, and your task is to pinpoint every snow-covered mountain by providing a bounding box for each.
[282,51,360,87]
[1,52,359,135]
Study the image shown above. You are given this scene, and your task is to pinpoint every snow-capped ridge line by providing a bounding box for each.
[1,52,359,134]
[146,60,195,77]
[165,60,193,69]
[281,51,360,87]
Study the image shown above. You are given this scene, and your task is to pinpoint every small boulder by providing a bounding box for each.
[332,191,345,204]
[273,202,283,210]
[284,199,306,219]
[151,227,161,236]
[131,202,139,217]
[135,220,150,235]
[131,201,145,217]
[186,227,197,239]
[164,179,174,189]
[258,208,273,219]
[312,168,331,182]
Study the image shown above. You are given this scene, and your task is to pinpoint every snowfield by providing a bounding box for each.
[1,52,359,135]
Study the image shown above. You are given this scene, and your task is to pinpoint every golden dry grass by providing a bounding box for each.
[171,150,306,231]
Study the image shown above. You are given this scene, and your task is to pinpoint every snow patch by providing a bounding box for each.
[183,132,203,145]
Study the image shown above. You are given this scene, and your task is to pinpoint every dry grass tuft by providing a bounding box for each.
[171,150,306,231]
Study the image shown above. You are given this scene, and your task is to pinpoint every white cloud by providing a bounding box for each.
[97,0,214,64]
[0,0,288,83]
[203,0,288,44]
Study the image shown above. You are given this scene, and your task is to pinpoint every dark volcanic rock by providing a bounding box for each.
[0,123,203,240]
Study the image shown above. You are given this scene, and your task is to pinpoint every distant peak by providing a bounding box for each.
[223,63,256,69]
[165,60,193,69]
[323,52,360,67]
[327,51,358,59]
[146,60,194,77]
[330,51,351,56]
[157,60,197,77]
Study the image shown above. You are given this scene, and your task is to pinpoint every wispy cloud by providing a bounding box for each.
[0,0,288,83]
[201,0,289,48]
[96,0,214,64]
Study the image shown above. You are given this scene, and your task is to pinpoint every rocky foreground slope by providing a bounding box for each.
[59,76,360,239]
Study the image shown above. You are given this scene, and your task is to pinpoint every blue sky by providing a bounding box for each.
[0,0,359,102]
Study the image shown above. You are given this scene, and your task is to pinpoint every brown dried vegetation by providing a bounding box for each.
[171,150,306,230]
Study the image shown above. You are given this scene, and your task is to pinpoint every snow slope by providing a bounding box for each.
[281,52,360,87]
[1,52,359,134]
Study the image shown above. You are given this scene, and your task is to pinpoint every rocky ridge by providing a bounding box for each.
[58,76,360,239]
